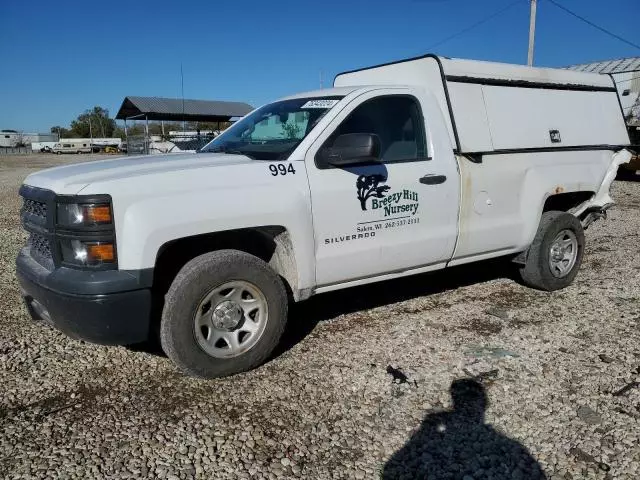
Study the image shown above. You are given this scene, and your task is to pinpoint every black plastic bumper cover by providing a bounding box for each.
[16,249,152,345]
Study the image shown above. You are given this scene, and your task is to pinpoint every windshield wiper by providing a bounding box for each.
[209,146,255,159]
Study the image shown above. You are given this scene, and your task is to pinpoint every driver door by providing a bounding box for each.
[305,88,459,287]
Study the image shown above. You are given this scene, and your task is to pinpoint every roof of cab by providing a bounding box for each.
[281,86,362,100]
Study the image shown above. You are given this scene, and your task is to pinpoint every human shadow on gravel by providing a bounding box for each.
[382,379,546,480]
[276,258,516,357]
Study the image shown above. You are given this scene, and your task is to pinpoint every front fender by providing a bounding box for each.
[81,161,316,292]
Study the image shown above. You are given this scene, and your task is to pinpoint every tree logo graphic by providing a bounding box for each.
[356,174,391,211]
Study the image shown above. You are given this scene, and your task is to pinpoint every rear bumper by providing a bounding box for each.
[16,248,152,345]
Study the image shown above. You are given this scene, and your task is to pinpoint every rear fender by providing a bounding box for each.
[573,149,632,217]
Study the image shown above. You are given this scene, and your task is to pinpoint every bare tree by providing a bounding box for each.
[14,131,26,148]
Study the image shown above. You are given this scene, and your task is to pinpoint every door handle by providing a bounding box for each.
[419,174,447,185]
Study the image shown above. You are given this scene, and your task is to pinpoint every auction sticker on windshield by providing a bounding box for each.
[301,99,340,109]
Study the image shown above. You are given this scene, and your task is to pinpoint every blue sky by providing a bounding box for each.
[1,0,638,132]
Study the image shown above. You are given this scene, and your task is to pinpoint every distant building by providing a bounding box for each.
[0,130,57,148]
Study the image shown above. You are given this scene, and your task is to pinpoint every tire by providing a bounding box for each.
[518,211,585,291]
[56,151,61,155]
[160,249,288,378]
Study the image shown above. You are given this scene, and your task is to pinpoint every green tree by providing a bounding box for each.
[281,121,301,139]
[197,121,231,132]
[69,106,116,138]
[124,124,145,137]
[112,126,126,140]
[50,125,71,139]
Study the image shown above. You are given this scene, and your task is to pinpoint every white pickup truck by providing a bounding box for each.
[17,55,631,378]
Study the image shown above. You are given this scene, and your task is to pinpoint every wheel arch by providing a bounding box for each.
[519,168,600,251]
[514,191,594,265]
[152,226,305,302]
[542,191,595,215]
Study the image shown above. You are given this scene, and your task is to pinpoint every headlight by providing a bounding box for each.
[57,203,112,227]
[60,239,116,266]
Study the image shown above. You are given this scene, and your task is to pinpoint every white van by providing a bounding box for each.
[52,142,91,154]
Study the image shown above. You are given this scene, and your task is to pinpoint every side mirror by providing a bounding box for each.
[323,133,381,167]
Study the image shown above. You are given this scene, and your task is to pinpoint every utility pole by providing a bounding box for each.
[181,63,186,132]
[319,70,323,89]
[527,0,537,66]
[88,118,93,153]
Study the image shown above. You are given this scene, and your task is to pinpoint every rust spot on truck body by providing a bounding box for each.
[456,156,474,256]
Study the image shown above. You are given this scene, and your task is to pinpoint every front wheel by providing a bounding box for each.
[160,250,288,378]
[518,211,585,291]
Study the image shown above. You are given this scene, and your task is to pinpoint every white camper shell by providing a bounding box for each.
[334,54,629,154]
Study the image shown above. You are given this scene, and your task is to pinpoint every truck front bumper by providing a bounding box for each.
[16,248,152,345]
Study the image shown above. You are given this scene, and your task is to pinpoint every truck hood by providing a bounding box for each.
[23,153,255,194]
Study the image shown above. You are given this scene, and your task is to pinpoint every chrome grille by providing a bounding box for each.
[23,199,48,219]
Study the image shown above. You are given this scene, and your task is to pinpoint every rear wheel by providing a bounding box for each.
[518,211,585,291]
[160,250,288,378]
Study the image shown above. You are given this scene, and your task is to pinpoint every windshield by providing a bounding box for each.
[200,96,343,160]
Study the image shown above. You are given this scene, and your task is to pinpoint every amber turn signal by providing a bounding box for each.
[83,204,112,224]
[86,243,115,263]
[57,202,113,227]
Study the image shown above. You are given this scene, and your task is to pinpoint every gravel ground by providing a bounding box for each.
[1,154,639,480]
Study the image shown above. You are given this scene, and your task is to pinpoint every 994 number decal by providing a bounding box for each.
[269,163,296,176]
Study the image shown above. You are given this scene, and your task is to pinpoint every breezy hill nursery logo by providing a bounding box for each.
[356,174,419,216]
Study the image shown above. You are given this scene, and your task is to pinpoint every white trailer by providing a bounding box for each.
[52,142,92,154]
[57,138,122,147]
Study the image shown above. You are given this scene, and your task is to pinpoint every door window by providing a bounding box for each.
[317,95,427,168]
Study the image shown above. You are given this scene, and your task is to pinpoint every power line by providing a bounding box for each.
[426,0,524,50]
[546,0,640,51]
